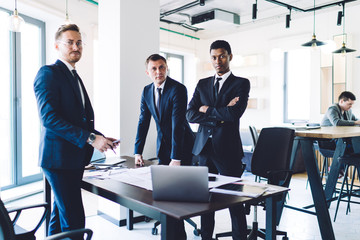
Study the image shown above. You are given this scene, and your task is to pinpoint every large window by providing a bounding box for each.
[0,7,45,190]
[284,49,311,123]
[161,52,184,83]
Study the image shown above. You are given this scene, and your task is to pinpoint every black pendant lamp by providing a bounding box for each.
[333,3,356,54]
[302,0,326,47]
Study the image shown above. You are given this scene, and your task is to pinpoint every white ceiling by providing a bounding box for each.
[17,0,360,38]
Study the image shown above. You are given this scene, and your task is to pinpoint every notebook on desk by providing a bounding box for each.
[90,150,126,166]
[151,165,210,202]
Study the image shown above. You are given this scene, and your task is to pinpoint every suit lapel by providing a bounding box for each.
[56,60,84,109]
[216,73,234,102]
[209,76,216,104]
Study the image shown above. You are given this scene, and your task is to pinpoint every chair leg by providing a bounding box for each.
[346,167,357,215]
[334,165,349,222]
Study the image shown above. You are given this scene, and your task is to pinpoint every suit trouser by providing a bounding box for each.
[197,138,247,240]
[43,168,85,239]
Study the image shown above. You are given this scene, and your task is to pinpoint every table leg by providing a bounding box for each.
[44,176,51,236]
[160,214,178,240]
[126,209,134,230]
[265,197,276,240]
[324,139,346,205]
[300,139,335,240]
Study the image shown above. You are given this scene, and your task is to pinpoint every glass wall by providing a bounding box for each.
[0,7,45,190]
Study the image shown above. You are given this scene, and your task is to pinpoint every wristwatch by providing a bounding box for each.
[88,133,96,145]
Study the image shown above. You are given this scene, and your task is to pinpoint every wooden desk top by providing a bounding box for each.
[295,126,360,139]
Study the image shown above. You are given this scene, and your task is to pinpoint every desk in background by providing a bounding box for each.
[290,126,360,240]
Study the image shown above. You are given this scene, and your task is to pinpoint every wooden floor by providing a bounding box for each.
[5,171,360,240]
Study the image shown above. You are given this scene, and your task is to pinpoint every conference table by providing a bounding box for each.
[78,156,288,240]
[289,126,360,240]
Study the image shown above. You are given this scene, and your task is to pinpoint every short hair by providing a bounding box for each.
[210,40,232,55]
[145,54,167,66]
[338,91,356,102]
[55,24,80,41]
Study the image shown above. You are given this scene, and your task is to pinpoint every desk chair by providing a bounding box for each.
[216,127,295,240]
[333,154,360,222]
[0,198,92,240]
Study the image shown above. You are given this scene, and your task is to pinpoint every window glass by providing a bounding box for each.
[285,49,311,122]
[21,23,41,177]
[0,11,12,187]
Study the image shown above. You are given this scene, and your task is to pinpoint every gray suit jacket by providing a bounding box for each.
[321,103,357,126]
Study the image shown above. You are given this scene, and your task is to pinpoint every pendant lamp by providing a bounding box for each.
[65,0,71,24]
[302,0,326,47]
[333,3,356,54]
[8,0,25,32]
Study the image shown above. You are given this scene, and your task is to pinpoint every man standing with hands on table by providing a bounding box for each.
[134,54,194,240]
[187,40,250,240]
[34,24,119,237]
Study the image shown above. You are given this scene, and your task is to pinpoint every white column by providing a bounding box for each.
[96,0,159,158]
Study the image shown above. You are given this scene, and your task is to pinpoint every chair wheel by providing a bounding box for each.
[152,227,158,235]
[193,228,201,236]
[282,237,289,240]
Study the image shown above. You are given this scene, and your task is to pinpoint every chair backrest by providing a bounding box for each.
[249,125,259,149]
[251,127,295,182]
[0,198,16,240]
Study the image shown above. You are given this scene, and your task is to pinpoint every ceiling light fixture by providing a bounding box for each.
[285,8,291,28]
[200,0,205,6]
[302,0,326,48]
[252,0,258,20]
[332,3,356,55]
[65,0,71,24]
[8,0,25,32]
[337,10,342,26]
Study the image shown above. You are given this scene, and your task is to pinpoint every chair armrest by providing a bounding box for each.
[44,228,93,240]
[6,202,49,235]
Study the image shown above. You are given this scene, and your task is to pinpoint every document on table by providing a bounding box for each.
[84,167,243,191]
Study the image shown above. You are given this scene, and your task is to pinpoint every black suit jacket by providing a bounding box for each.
[34,60,100,169]
[134,77,194,165]
[186,73,250,167]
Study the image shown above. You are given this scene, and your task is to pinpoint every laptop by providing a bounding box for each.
[150,165,210,202]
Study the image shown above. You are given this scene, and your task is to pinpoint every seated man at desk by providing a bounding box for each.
[321,91,360,163]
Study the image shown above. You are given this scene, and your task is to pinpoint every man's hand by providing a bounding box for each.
[355,120,360,125]
[91,135,116,153]
[169,160,181,166]
[227,97,239,106]
[135,154,144,166]
[199,105,209,113]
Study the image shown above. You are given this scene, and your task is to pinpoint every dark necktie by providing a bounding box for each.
[214,77,222,100]
[156,87,162,116]
[72,69,85,108]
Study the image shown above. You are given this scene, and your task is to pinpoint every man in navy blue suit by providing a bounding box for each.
[134,54,194,167]
[134,54,194,240]
[187,40,250,240]
[34,24,118,237]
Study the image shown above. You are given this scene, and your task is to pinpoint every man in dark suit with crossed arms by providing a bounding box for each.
[34,24,118,237]
[187,40,250,240]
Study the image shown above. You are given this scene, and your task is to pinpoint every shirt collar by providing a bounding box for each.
[215,71,231,84]
[155,79,166,91]
[59,58,75,72]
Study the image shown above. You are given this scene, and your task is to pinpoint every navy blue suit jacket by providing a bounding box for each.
[34,60,99,169]
[186,73,250,168]
[134,77,194,165]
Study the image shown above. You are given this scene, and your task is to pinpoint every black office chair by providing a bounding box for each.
[333,154,360,222]
[216,127,295,240]
[0,197,93,240]
[249,126,266,183]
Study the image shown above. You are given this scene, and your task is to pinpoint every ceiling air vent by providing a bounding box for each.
[191,9,240,28]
